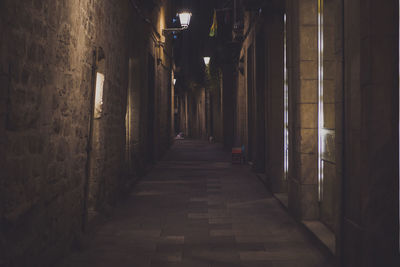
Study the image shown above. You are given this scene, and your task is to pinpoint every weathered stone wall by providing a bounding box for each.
[287,0,320,221]
[264,8,285,192]
[284,0,343,252]
[342,0,398,266]
[222,0,399,265]
[211,76,223,142]
[320,0,343,238]
[237,12,256,162]
[0,0,173,266]
[234,57,248,149]
[222,64,235,149]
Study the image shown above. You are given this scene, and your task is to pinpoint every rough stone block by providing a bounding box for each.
[324,26,335,60]
[323,103,335,129]
[6,86,41,131]
[323,60,336,80]
[299,128,317,154]
[299,0,317,25]
[323,79,335,104]
[320,161,336,231]
[298,103,317,129]
[299,26,318,61]
[299,79,317,103]
[300,184,319,220]
[9,33,26,58]
[299,153,317,185]
[299,60,318,80]
[28,135,44,155]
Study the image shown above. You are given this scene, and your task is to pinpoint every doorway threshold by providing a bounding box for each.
[302,220,336,255]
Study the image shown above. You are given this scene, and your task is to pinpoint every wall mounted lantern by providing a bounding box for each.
[179,12,192,28]
[163,11,192,35]
[203,57,210,65]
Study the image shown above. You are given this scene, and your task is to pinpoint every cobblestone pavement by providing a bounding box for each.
[59,140,334,267]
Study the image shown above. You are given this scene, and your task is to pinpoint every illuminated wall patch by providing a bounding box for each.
[94,72,105,119]
[318,0,324,201]
[284,13,289,180]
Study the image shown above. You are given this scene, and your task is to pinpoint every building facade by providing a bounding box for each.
[0,0,175,265]
[214,0,399,266]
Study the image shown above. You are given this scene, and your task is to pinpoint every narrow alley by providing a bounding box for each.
[1,0,399,266]
[59,140,333,267]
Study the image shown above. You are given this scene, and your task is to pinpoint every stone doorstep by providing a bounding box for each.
[302,220,336,255]
[254,174,335,257]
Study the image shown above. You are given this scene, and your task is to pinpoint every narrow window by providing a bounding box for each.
[318,0,324,201]
[94,72,105,119]
[284,13,289,179]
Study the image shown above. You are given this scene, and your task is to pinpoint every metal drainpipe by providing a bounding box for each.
[82,49,97,232]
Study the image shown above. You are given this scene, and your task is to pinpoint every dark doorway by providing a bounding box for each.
[147,54,155,164]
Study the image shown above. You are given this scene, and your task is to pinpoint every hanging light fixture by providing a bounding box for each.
[163,11,192,35]
[179,12,192,28]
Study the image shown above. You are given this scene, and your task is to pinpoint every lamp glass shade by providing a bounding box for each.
[203,57,210,65]
[179,12,192,27]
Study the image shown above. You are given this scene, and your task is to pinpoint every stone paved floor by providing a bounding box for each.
[59,140,334,267]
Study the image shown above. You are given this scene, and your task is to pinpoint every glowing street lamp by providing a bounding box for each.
[179,12,192,28]
[203,57,210,65]
[163,11,192,35]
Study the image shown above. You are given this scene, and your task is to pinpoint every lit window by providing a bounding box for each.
[94,72,105,119]
[318,0,324,201]
[284,13,289,180]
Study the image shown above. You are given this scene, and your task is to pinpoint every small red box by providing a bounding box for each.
[232,147,243,164]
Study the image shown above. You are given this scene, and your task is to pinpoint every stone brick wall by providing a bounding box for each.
[219,0,399,265]
[0,0,173,266]
[234,59,248,148]
[235,12,255,161]
[342,0,398,266]
[264,9,285,192]
[222,64,235,149]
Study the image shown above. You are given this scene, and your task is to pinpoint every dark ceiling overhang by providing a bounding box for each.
[135,0,161,12]
[242,0,270,10]
[242,0,284,12]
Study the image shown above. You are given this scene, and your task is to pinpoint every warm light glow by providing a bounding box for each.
[125,59,133,163]
[204,57,210,65]
[179,12,192,28]
[283,13,289,180]
[174,78,177,85]
[94,72,105,119]
[318,0,324,201]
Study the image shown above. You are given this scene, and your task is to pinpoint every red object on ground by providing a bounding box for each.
[232,147,243,164]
